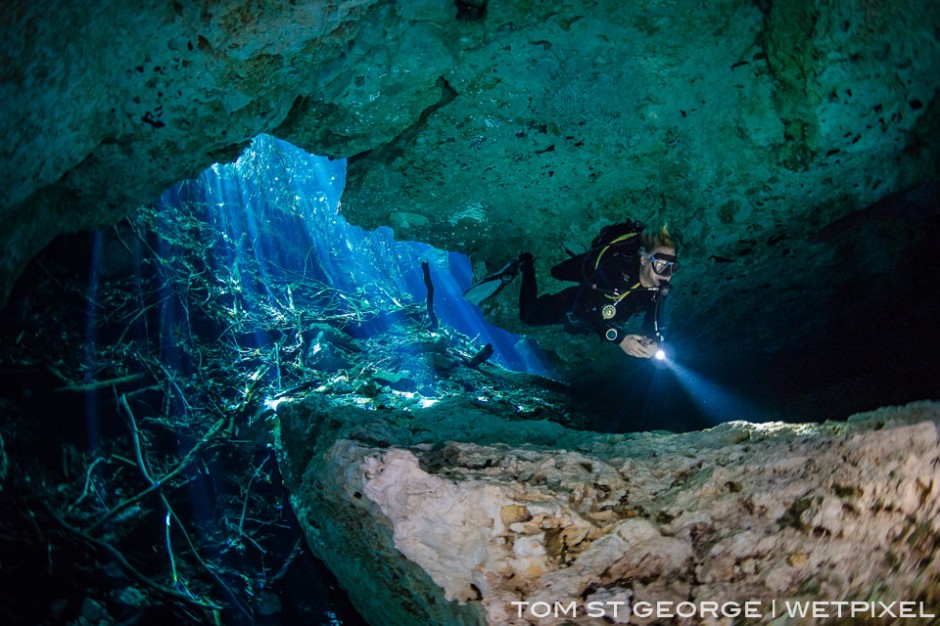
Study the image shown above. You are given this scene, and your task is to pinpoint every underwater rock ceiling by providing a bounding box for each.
[3,0,940,412]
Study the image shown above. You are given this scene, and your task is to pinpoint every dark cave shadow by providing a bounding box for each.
[733,217,940,424]
[565,364,725,434]
[567,215,940,432]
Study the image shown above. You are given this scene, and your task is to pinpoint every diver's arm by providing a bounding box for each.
[598,296,657,359]
[619,334,657,358]
[611,293,660,358]
[640,298,658,340]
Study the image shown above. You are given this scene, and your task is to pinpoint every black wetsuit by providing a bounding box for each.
[519,234,659,344]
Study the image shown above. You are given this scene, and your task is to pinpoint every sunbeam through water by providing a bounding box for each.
[152,134,545,377]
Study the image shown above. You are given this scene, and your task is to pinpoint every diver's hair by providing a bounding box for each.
[642,223,678,252]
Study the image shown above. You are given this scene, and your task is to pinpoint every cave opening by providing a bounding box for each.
[148,133,544,377]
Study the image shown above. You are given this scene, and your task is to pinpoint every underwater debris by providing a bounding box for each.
[467,343,495,368]
[421,260,438,330]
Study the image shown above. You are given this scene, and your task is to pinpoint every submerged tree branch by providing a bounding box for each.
[88,415,227,533]
[422,260,438,329]
[44,503,223,617]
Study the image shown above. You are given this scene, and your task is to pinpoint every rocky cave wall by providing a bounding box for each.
[3,1,939,386]
[276,394,940,626]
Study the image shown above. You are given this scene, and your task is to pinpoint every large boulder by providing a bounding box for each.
[276,396,940,625]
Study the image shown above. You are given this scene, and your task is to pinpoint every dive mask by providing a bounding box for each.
[648,253,680,277]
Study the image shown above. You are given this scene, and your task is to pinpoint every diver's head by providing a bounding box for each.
[639,223,679,288]
[639,245,679,288]
[641,223,678,254]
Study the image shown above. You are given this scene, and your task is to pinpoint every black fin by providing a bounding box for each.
[462,259,520,305]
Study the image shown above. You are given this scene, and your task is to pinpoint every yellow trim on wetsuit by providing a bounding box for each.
[605,282,642,304]
[593,232,638,271]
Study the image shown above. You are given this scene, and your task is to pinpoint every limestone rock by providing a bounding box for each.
[276,397,940,625]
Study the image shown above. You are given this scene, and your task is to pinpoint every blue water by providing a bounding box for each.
[153,134,542,375]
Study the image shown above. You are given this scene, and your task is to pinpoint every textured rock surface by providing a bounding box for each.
[1,0,433,303]
[2,1,939,392]
[276,397,940,625]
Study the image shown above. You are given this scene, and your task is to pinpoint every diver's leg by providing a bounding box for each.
[520,255,577,326]
[522,289,578,326]
[518,253,538,322]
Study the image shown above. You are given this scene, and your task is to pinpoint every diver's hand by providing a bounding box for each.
[619,334,657,359]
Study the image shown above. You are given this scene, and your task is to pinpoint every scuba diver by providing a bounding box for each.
[516,221,679,359]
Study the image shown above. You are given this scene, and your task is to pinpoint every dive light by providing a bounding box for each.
[652,282,671,363]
